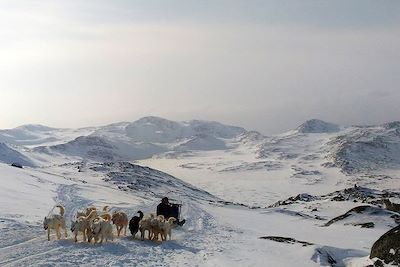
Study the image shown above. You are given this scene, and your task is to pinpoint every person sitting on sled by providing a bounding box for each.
[157,197,186,226]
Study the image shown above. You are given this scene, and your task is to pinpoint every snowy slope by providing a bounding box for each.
[0,117,400,266]
[0,143,35,167]
[0,124,57,146]
[34,136,166,162]
[325,122,400,174]
[0,162,223,266]
[174,134,227,151]
[122,116,246,143]
[0,161,396,267]
[93,116,246,144]
[0,124,96,147]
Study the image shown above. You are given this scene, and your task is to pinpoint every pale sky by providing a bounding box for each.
[1,0,399,134]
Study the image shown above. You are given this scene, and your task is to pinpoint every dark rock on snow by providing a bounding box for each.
[370,225,400,265]
[259,236,314,246]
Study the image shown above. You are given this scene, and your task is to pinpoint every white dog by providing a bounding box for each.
[139,213,156,240]
[150,215,165,241]
[43,205,67,241]
[91,217,114,244]
[161,217,177,241]
[70,209,97,243]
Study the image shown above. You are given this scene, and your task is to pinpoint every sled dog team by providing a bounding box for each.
[43,204,177,244]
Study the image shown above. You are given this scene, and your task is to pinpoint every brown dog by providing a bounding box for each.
[112,211,129,236]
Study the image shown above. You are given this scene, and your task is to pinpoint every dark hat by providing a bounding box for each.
[162,197,169,203]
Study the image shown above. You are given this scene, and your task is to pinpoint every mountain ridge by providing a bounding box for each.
[1,116,399,177]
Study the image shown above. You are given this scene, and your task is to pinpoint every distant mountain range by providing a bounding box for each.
[0,116,399,176]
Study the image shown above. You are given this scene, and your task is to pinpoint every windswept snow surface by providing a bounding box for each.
[0,117,400,266]
[0,124,96,147]
[0,161,392,267]
[0,143,35,167]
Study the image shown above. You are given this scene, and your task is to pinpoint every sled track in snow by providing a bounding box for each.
[0,173,239,266]
[0,246,63,267]
[0,236,42,251]
[54,183,94,222]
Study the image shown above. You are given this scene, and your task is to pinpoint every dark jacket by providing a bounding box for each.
[157,202,171,217]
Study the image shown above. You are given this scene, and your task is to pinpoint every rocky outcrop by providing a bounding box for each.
[324,205,371,227]
[325,125,400,174]
[268,193,316,208]
[259,236,313,246]
[324,205,398,227]
[370,225,400,265]
[383,199,400,213]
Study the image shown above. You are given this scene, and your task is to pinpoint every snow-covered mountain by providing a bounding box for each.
[325,121,400,174]
[0,124,58,146]
[0,124,96,147]
[0,117,399,266]
[34,135,166,162]
[14,116,249,163]
[1,117,400,180]
[295,119,340,133]
[94,116,246,143]
[2,117,400,177]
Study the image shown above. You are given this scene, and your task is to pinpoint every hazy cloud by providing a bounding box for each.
[0,1,399,134]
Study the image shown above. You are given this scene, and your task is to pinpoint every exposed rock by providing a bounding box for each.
[322,186,387,204]
[370,225,400,265]
[88,161,217,202]
[268,193,316,208]
[323,205,398,227]
[238,131,266,145]
[391,214,400,224]
[324,205,371,227]
[383,199,400,213]
[352,222,375,228]
[331,195,346,202]
[382,121,400,130]
[208,199,261,210]
[325,125,400,174]
[259,236,314,246]
[269,186,398,208]
[291,166,322,178]
[220,161,283,173]
[273,209,326,221]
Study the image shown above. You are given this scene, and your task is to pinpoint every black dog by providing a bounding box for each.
[129,211,144,238]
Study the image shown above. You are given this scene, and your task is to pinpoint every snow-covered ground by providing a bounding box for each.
[0,117,399,266]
